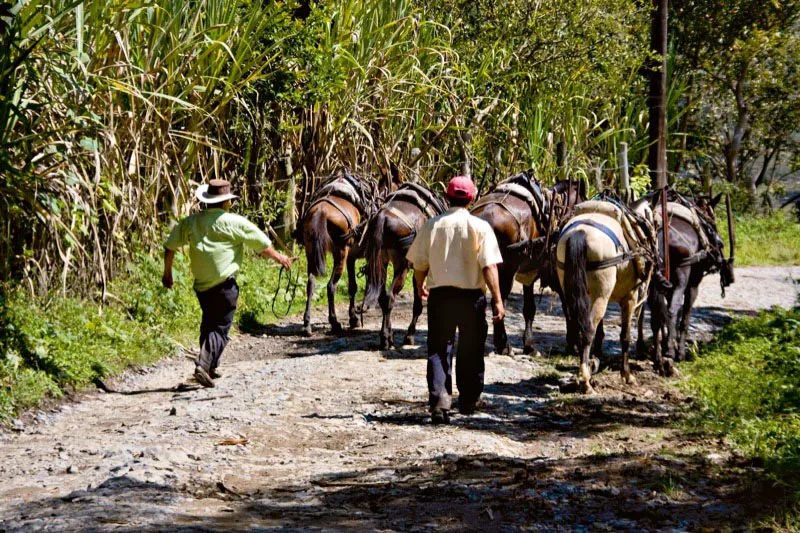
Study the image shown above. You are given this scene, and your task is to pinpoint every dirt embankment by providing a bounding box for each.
[0,266,798,531]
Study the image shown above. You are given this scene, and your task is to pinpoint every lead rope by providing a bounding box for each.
[271,265,301,318]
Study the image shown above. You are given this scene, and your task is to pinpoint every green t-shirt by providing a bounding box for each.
[164,208,272,292]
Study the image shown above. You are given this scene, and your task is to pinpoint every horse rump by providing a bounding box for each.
[563,230,593,348]
[362,211,388,310]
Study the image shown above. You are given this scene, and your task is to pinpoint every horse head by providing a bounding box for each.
[695,193,735,288]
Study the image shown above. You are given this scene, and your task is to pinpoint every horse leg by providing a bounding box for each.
[578,296,608,394]
[591,318,604,371]
[303,274,316,337]
[635,301,647,359]
[385,261,410,349]
[620,296,637,385]
[648,289,666,375]
[522,283,540,356]
[665,269,689,362]
[677,281,700,362]
[492,267,514,355]
[403,274,423,346]
[347,253,360,329]
[327,246,347,335]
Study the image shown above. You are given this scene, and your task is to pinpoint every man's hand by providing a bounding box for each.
[276,254,298,271]
[261,247,298,270]
[492,299,505,323]
[418,282,430,302]
[482,263,505,323]
[162,272,173,289]
[414,268,429,301]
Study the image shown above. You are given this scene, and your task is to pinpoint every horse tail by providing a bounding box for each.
[305,208,330,277]
[362,211,388,310]
[563,230,593,346]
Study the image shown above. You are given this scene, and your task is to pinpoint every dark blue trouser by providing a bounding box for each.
[195,277,238,372]
[426,287,488,411]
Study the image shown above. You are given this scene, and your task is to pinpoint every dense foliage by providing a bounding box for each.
[683,305,800,475]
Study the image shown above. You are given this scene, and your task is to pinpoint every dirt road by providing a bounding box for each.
[1,266,798,531]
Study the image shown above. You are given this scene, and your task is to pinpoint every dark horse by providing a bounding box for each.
[470,172,586,355]
[361,182,448,349]
[641,192,735,376]
[293,173,379,336]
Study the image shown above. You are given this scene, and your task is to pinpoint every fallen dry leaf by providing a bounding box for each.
[217,438,248,446]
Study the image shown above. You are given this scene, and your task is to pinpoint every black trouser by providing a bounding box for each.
[426,286,488,411]
[195,277,238,372]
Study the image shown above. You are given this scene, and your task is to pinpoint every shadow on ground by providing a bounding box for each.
[5,451,791,531]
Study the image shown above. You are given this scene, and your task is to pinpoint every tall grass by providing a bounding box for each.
[1,0,677,298]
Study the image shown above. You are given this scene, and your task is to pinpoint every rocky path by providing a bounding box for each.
[0,266,798,532]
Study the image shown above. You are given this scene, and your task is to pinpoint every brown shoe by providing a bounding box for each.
[194,366,215,388]
[210,368,222,379]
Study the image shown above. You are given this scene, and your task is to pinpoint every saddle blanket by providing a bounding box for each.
[494,182,542,215]
[317,179,362,211]
[654,202,711,250]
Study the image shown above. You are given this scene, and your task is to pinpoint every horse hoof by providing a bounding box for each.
[663,358,679,377]
[402,336,415,347]
[579,381,595,395]
[590,357,601,374]
[303,327,313,337]
[330,323,343,335]
[349,318,360,330]
[523,344,540,356]
[494,344,512,356]
[622,372,637,385]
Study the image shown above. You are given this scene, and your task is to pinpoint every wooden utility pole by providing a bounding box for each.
[619,142,631,202]
[648,0,668,190]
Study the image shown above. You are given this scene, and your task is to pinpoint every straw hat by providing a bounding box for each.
[195,179,238,204]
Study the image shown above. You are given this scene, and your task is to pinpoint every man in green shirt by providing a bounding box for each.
[163,179,295,388]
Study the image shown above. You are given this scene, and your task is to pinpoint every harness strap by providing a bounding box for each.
[311,196,354,234]
[471,195,528,234]
[560,219,625,252]
[556,252,633,272]
[387,206,419,249]
[678,250,708,267]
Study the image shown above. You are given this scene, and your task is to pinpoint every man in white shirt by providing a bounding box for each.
[407,176,505,424]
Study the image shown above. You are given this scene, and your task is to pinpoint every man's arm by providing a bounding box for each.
[162,248,176,289]
[482,264,505,323]
[260,246,297,270]
[414,268,429,301]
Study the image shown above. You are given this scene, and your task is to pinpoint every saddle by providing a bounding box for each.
[654,201,712,251]
[294,172,378,243]
[384,182,447,220]
[570,197,659,279]
[381,182,447,248]
[312,174,366,213]
[471,170,549,236]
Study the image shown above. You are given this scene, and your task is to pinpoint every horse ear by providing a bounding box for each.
[390,161,402,184]
[710,193,723,208]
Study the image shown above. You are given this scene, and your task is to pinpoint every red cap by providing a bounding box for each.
[446,175,476,200]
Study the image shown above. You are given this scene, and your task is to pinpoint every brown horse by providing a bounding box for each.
[470,172,586,355]
[294,173,380,336]
[361,182,448,349]
[641,192,735,375]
